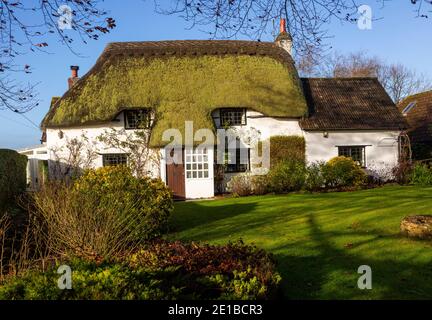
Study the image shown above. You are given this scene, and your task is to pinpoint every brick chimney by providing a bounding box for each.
[275,18,293,55]
[68,65,80,89]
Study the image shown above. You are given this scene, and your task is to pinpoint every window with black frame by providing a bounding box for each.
[124,109,152,129]
[338,146,366,167]
[102,154,128,166]
[224,137,249,173]
[220,108,246,126]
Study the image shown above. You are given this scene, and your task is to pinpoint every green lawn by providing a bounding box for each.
[168,186,432,299]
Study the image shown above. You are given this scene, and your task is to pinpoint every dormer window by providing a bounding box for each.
[124,109,152,129]
[220,108,247,126]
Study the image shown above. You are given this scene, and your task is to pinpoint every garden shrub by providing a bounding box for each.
[32,166,173,260]
[410,163,432,186]
[0,149,27,210]
[392,160,413,185]
[0,240,281,300]
[227,173,269,196]
[304,161,326,192]
[269,136,305,168]
[268,160,306,193]
[74,166,173,240]
[226,174,253,196]
[251,175,269,195]
[323,156,366,189]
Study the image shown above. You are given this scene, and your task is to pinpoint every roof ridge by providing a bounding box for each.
[399,89,432,104]
[302,77,379,81]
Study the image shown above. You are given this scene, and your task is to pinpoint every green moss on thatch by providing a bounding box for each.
[46,55,307,147]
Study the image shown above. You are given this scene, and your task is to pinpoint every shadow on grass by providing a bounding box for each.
[273,214,432,299]
[170,187,432,299]
[169,201,260,234]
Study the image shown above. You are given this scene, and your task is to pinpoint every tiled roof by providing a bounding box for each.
[299,78,407,131]
[398,90,432,143]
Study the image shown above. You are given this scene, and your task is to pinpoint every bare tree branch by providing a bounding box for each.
[300,50,432,103]
[0,0,116,113]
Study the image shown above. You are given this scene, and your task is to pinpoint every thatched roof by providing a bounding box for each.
[398,90,432,143]
[42,40,308,147]
[300,78,407,131]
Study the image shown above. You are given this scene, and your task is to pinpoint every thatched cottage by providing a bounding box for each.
[33,21,407,199]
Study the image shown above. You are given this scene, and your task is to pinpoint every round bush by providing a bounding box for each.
[323,156,366,189]
[74,166,173,241]
[268,160,306,193]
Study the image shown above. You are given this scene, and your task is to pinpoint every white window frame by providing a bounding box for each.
[185,148,210,179]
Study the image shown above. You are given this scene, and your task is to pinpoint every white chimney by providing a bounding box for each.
[275,18,293,55]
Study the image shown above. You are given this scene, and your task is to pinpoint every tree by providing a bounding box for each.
[300,51,432,103]
[155,1,431,57]
[382,64,431,104]
[0,0,116,113]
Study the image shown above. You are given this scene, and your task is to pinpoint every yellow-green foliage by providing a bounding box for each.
[269,135,305,167]
[47,55,307,147]
[324,156,366,188]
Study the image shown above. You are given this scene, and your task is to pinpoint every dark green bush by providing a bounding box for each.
[410,163,432,186]
[268,160,306,193]
[323,156,366,189]
[0,149,27,210]
[0,240,281,300]
[269,136,305,168]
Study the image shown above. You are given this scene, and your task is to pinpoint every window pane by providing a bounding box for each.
[103,154,128,166]
[338,146,365,167]
[220,108,246,126]
[125,110,151,129]
[185,147,210,179]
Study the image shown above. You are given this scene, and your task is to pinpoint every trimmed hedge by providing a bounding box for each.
[0,149,27,209]
[269,136,305,168]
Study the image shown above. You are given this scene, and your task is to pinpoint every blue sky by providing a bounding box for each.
[1,0,431,149]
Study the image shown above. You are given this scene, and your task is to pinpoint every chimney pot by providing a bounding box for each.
[68,65,80,89]
[70,65,79,78]
[275,18,293,55]
[280,18,287,33]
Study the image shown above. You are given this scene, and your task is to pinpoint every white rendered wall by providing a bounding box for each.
[212,109,303,139]
[45,112,161,178]
[304,130,401,175]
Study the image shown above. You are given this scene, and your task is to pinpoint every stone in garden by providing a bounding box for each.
[400,215,432,240]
